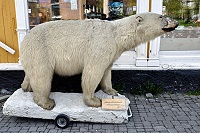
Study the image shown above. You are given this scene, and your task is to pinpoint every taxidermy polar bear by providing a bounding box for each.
[20,12,178,110]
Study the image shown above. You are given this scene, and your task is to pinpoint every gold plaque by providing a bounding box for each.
[102,98,126,111]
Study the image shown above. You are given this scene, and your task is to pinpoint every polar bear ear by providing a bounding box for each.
[136,16,143,23]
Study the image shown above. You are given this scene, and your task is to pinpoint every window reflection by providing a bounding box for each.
[28,0,136,29]
[161,0,200,51]
[28,0,65,29]
[51,0,59,3]
[52,4,60,18]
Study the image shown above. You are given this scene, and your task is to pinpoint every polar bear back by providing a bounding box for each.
[20,20,116,76]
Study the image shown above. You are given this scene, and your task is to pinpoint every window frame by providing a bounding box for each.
[113,0,200,70]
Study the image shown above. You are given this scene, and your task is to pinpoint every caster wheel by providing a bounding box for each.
[55,114,70,129]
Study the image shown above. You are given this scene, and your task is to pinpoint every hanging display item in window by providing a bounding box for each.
[19,12,178,110]
[109,2,123,19]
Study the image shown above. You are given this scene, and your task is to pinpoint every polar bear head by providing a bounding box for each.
[133,12,179,44]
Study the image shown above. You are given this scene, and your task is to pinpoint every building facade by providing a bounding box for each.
[0,0,200,70]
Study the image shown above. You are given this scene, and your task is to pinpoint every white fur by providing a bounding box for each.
[20,12,167,109]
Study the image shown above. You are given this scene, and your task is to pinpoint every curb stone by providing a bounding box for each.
[0,95,10,102]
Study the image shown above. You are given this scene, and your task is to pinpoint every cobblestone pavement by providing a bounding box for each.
[0,93,200,133]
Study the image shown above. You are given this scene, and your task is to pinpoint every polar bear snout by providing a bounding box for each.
[162,16,179,32]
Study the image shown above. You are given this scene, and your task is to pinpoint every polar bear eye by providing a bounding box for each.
[136,16,143,23]
[159,15,163,19]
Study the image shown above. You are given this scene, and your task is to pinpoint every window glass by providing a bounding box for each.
[160,0,200,51]
[51,0,59,3]
[85,0,136,19]
[28,0,136,29]
[28,0,77,29]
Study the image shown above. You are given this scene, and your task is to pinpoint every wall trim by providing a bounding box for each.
[0,63,23,71]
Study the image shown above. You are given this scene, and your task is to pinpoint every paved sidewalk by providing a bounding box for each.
[0,93,200,133]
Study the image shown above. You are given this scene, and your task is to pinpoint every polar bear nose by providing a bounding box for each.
[165,17,179,28]
[162,17,179,32]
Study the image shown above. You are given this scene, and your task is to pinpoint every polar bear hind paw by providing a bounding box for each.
[21,83,32,92]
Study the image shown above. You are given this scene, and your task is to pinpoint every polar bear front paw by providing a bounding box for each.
[34,97,55,110]
[102,88,118,96]
[42,99,55,110]
[84,97,101,107]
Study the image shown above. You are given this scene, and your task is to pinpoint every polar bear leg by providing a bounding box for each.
[30,70,55,110]
[33,93,55,110]
[81,67,104,107]
[100,67,118,95]
[21,74,32,92]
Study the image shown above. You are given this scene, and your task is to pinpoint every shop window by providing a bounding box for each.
[28,0,137,29]
[28,0,63,29]
[85,0,136,20]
